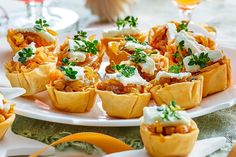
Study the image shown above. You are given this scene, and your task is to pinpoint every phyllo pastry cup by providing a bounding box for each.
[96,65,152,119]
[0,95,15,140]
[47,66,99,113]
[0,114,15,140]
[140,120,199,157]
[7,27,57,54]
[96,90,151,119]
[5,46,57,96]
[150,71,203,109]
[57,33,104,71]
[196,57,231,97]
[140,103,199,157]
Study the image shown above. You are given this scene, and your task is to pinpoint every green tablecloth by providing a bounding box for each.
[12,105,236,156]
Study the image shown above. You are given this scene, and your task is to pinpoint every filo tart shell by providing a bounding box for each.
[196,57,231,97]
[46,85,96,113]
[0,114,15,140]
[150,76,203,109]
[5,61,57,96]
[96,90,151,119]
[140,120,199,157]
[7,28,58,54]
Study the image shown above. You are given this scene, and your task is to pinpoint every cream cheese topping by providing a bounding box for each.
[14,27,56,42]
[13,42,36,63]
[103,27,141,38]
[175,30,206,54]
[68,39,86,62]
[155,71,191,81]
[124,41,151,51]
[183,50,224,72]
[166,23,177,41]
[143,105,191,127]
[106,69,149,86]
[138,55,156,75]
[0,96,11,113]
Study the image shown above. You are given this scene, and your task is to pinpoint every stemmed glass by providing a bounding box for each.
[173,0,203,21]
[7,0,79,32]
[0,6,9,36]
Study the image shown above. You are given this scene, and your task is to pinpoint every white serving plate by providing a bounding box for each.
[0,28,235,127]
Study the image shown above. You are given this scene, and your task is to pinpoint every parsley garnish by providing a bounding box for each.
[130,48,147,64]
[124,36,147,45]
[71,39,98,55]
[116,16,138,30]
[172,52,180,59]
[160,101,182,121]
[177,21,189,32]
[169,61,183,73]
[73,31,87,40]
[188,52,210,68]
[18,47,35,64]
[34,19,49,32]
[60,66,78,80]
[177,40,185,51]
[62,58,76,66]
[111,64,136,78]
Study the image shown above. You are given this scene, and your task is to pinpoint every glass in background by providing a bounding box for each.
[0,6,9,37]
[173,0,203,21]
[6,0,79,33]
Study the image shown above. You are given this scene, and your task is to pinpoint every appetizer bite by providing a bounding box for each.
[5,42,57,96]
[7,19,57,54]
[140,102,199,157]
[107,48,169,82]
[96,64,152,119]
[57,31,104,71]
[150,71,203,109]
[106,36,153,65]
[46,63,99,113]
[148,21,215,55]
[0,94,15,140]
[102,16,147,62]
[166,29,231,97]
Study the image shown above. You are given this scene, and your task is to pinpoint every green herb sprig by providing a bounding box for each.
[130,48,147,64]
[62,58,76,66]
[111,64,136,78]
[60,66,78,80]
[71,40,98,55]
[169,61,183,73]
[124,36,147,45]
[18,47,35,64]
[188,52,210,68]
[34,19,50,32]
[116,16,138,30]
[159,101,182,121]
[73,31,87,40]
[177,21,189,32]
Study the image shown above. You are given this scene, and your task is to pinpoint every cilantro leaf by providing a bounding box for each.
[73,30,87,40]
[34,19,50,32]
[62,58,76,66]
[71,39,98,55]
[188,52,210,68]
[18,47,35,64]
[160,101,182,121]
[124,35,147,45]
[177,21,189,32]
[60,66,78,80]
[130,48,147,64]
[169,61,183,73]
[116,16,138,30]
[112,64,136,78]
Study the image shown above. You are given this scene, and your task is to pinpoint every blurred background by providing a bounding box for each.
[0,0,236,45]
